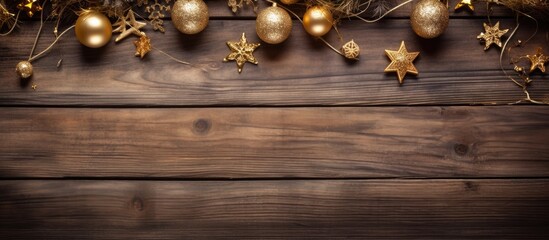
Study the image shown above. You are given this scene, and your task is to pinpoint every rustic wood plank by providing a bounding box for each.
[2,18,546,106]
[1,106,548,178]
[1,179,547,239]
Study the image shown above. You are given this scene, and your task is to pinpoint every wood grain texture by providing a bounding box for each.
[1,106,548,179]
[1,179,548,239]
[1,18,547,106]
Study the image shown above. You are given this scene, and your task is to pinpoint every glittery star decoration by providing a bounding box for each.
[384,41,420,84]
[455,0,474,11]
[526,47,549,73]
[477,21,508,51]
[17,0,42,17]
[223,33,260,73]
[113,10,147,42]
[134,34,152,59]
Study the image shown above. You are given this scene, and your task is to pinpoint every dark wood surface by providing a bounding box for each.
[1,0,549,238]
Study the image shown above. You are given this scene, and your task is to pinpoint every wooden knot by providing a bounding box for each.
[193,118,211,135]
[453,143,468,156]
[131,197,144,212]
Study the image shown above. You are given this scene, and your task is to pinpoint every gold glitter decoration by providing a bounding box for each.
[384,41,419,84]
[134,34,152,59]
[75,10,113,48]
[455,0,474,11]
[17,0,42,17]
[477,21,508,51]
[137,0,171,33]
[223,33,260,73]
[341,40,360,59]
[1,2,14,28]
[228,0,256,13]
[526,47,549,73]
[31,84,37,90]
[172,0,209,35]
[16,61,33,79]
[410,0,449,39]
[113,10,146,42]
[255,3,292,44]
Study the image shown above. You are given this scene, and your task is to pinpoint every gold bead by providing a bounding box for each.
[410,0,449,39]
[16,61,33,79]
[172,0,209,35]
[341,40,360,59]
[280,0,300,4]
[75,10,112,48]
[303,6,333,37]
[256,4,292,44]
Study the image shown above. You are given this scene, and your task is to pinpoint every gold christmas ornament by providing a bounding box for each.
[137,0,171,32]
[526,47,548,73]
[16,61,33,79]
[384,41,419,84]
[227,0,256,13]
[75,10,113,48]
[410,0,449,39]
[477,21,508,51]
[134,34,152,59]
[455,0,474,11]
[303,5,333,37]
[172,0,209,35]
[256,3,292,44]
[341,40,360,59]
[281,0,300,4]
[223,33,260,73]
[113,10,146,42]
[17,0,42,17]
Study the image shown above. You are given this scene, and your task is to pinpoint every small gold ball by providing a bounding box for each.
[303,6,333,37]
[256,4,292,44]
[172,0,209,35]
[280,0,300,4]
[410,0,449,39]
[75,10,112,48]
[16,61,33,79]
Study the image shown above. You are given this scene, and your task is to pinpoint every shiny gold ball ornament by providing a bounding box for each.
[256,3,292,44]
[75,10,112,48]
[172,0,209,35]
[16,61,33,79]
[280,0,300,5]
[303,6,333,37]
[410,0,449,39]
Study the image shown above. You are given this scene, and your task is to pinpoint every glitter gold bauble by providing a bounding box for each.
[280,0,300,4]
[16,61,33,79]
[256,3,292,44]
[172,0,209,35]
[410,0,449,39]
[303,6,333,37]
[75,10,112,48]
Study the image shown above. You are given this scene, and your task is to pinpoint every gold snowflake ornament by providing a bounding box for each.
[138,0,171,32]
[223,33,260,73]
[228,0,257,13]
[477,21,508,51]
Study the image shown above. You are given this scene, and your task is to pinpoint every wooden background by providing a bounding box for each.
[1,0,549,239]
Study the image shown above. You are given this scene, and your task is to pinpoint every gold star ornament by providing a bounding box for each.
[223,33,260,73]
[17,0,42,17]
[527,48,549,73]
[455,0,474,11]
[113,10,147,42]
[384,41,420,84]
[134,34,152,59]
[477,21,508,51]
